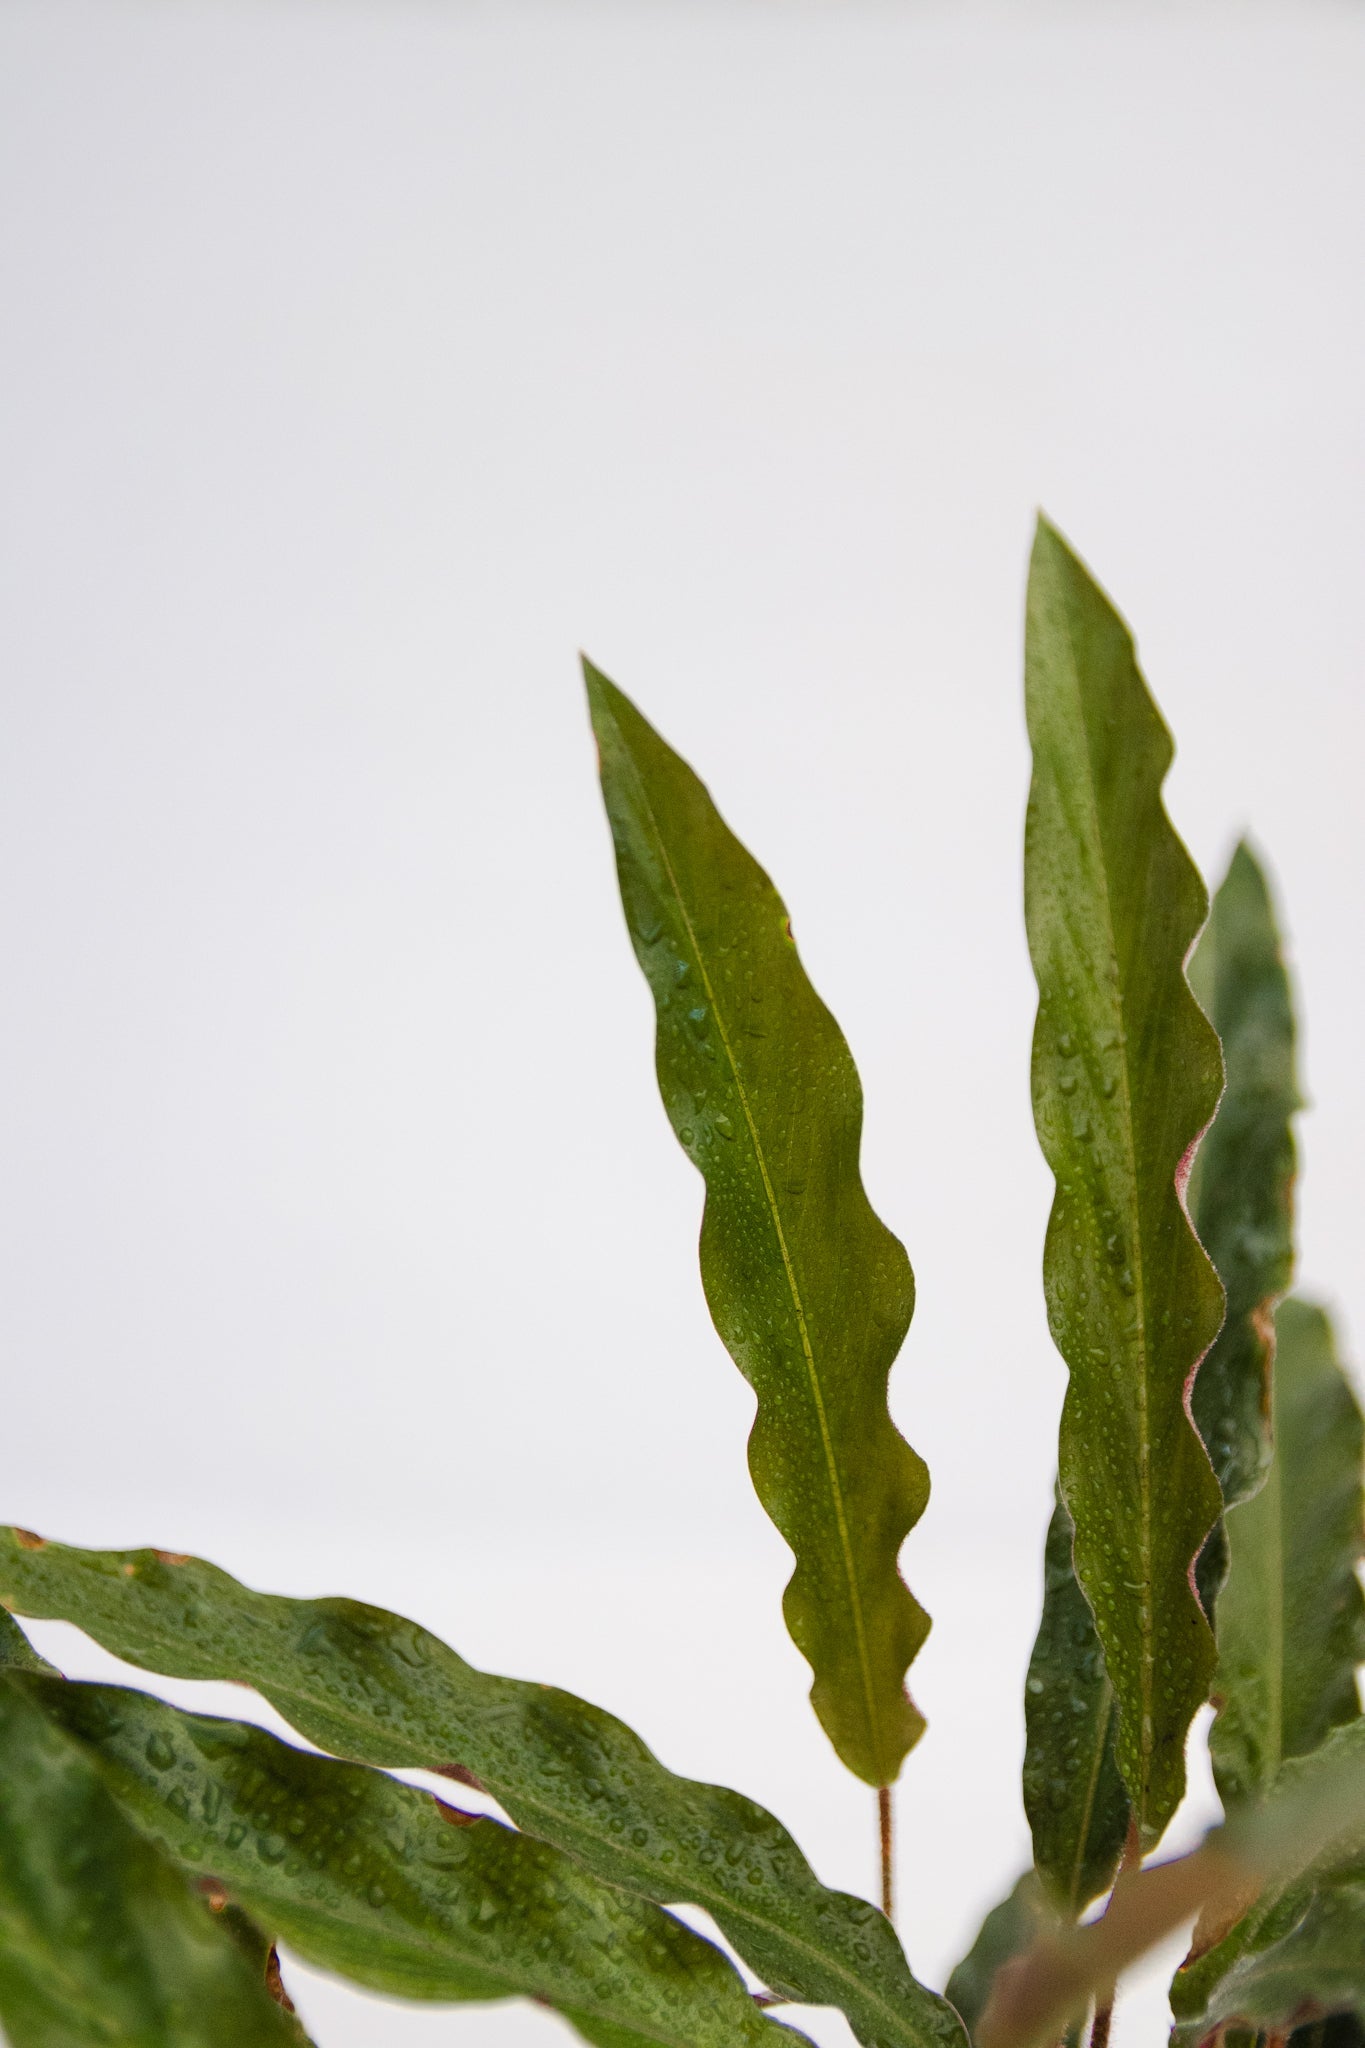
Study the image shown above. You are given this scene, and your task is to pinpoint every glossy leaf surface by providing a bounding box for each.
[945,1874,1053,2045]
[1023,517,1223,1841]
[1210,1297,1365,1806]
[0,1532,964,2048]
[0,1674,308,2048]
[1022,1494,1128,1914]
[586,664,927,1789]
[1187,840,1300,1517]
[21,1674,794,2048]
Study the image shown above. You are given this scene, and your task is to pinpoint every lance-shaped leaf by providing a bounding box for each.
[1187,840,1300,1523]
[585,663,927,1790]
[0,1673,309,2048]
[1023,517,1224,1842]
[1208,1298,1365,1808]
[16,1673,798,2048]
[1022,1493,1129,1914]
[0,1533,966,2048]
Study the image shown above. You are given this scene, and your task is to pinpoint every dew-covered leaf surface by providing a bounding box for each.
[18,1672,796,2048]
[586,664,929,1792]
[1023,517,1223,1844]
[0,1673,310,2048]
[0,1531,964,2048]
[1021,1494,1128,1914]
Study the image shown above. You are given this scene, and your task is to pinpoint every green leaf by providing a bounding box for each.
[945,1874,1055,2045]
[1176,1879,1365,2042]
[1172,1721,1365,2039]
[0,1672,309,2048]
[1023,516,1224,1843]
[1209,1297,1365,1807]
[0,1606,57,1674]
[1187,841,1300,1518]
[1022,1493,1129,1915]
[585,662,928,1790]
[17,1673,799,2048]
[0,1533,965,2048]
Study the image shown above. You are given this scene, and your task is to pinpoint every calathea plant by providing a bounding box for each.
[1,517,1362,2048]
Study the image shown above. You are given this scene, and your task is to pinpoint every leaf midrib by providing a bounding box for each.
[1055,601,1155,1823]
[614,730,884,1784]
[1065,1678,1117,1916]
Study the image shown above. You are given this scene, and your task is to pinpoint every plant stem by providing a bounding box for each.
[1088,1818,1141,2048]
[878,1786,894,1922]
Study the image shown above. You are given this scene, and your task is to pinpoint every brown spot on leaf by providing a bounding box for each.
[435,1797,482,1827]
[264,1946,296,2012]
[197,1876,229,1912]
[435,1761,487,1794]
[120,1562,137,1577]
[152,1551,191,1566]
[12,1530,46,1552]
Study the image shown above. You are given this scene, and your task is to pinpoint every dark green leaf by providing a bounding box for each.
[0,1673,309,2048]
[1023,516,1223,1843]
[1209,1298,1365,1806]
[586,663,928,1790]
[1022,1494,1128,1914]
[0,1532,965,2048]
[1187,841,1300,1534]
[945,1874,1054,2045]
[18,1672,798,2048]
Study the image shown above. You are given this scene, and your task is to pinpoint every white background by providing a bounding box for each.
[2,4,1363,2043]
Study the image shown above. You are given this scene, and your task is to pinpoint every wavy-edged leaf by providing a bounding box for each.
[1209,1298,1365,1808]
[1023,516,1223,1842]
[1187,840,1300,1518]
[0,1533,965,2048]
[16,1673,797,2048]
[1022,1493,1129,1914]
[0,1673,309,2048]
[0,1606,56,1673]
[586,662,927,1790]
[945,1874,1056,2046]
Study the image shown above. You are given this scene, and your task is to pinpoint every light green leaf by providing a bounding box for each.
[585,663,928,1791]
[0,1532,965,2048]
[18,1673,798,2048]
[1209,1298,1365,1806]
[945,1874,1057,2046]
[1023,516,1224,1843]
[1187,841,1300,1539]
[1022,1494,1129,1915]
[0,1673,309,2048]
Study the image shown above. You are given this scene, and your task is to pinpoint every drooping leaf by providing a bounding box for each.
[0,1673,310,2048]
[1022,1493,1129,1914]
[1187,840,1300,1621]
[1208,1297,1365,1808]
[0,1533,965,2048]
[1023,516,1224,1843]
[17,1673,798,2048]
[585,662,928,1790]
[944,1874,1057,2045]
